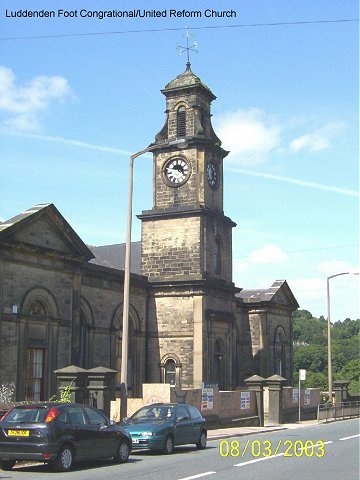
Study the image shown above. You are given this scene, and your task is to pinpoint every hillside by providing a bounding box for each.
[292,310,360,393]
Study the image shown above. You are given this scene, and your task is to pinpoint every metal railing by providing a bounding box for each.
[317,401,360,422]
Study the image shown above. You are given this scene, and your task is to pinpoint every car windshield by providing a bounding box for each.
[130,406,174,423]
[2,407,50,424]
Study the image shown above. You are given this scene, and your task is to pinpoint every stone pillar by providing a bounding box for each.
[333,380,350,403]
[244,375,266,426]
[54,365,88,404]
[87,366,117,418]
[267,375,286,425]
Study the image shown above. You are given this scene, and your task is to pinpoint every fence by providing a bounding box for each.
[317,401,360,422]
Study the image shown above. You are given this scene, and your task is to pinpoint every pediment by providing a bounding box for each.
[0,204,94,262]
[270,280,299,309]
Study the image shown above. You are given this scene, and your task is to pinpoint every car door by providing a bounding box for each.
[174,406,193,445]
[67,405,97,459]
[186,406,204,442]
[83,407,116,456]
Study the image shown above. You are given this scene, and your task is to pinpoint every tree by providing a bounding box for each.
[292,310,359,392]
[336,359,360,393]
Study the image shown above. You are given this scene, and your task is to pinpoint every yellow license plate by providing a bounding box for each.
[8,430,30,437]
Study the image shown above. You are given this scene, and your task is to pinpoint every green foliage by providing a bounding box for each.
[0,382,16,403]
[293,344,327,372]
[59,384,72,403]
[292,309,359,392]
[336,359,360,393]
[49,383,73,403]
[332,319,360,340]
[292,310,327,345]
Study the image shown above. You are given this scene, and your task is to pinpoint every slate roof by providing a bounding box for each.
[89,242,141,274]
[0,204,52,232]
[236,280,299,308]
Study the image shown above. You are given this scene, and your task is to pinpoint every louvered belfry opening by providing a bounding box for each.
[177,107,186,138]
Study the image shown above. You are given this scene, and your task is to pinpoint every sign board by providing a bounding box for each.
[240,391,251,410]
[299,369,306,381]
[292,388,299,403]
[201,383,214,411]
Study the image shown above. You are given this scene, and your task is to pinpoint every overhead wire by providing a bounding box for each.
[0,18,358,41]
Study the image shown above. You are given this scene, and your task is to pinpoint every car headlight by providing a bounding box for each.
[141,431,155,437]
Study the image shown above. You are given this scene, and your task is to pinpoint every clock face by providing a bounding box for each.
[207,161,218,188]
[164,158,189,185]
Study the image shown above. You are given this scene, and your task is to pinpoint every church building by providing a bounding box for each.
[0,64,299,402]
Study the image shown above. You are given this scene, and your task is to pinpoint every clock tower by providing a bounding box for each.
[140,63,238,389]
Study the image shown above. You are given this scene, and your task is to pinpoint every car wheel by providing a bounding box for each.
[196,431,207,450]
[114,439,130,463]
[163,434,174,454]
[0,460,16,471]
[53,444,74,472]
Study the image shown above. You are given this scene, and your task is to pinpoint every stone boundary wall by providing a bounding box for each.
[281,387,320,422]
[111,383,258,427]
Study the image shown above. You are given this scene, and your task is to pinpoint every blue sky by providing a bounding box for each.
[0,0,358,321]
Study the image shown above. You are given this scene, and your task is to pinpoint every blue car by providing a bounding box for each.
[120,403,207,454]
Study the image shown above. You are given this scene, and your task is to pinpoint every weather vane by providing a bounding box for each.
[177,28,198,69]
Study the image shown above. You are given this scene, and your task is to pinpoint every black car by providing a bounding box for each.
[0,402,131,472]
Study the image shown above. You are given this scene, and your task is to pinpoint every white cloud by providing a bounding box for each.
[0,65,71,132]
[289,278,325,302]
[289,275,359,319]
[318,260,356,275]
[249,244,289,264]
[215,109,281,165]
[290,123,343,153]
[233,259,249,274]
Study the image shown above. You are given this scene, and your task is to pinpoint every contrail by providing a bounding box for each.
[2,131,146,157]
[227,167,359,197]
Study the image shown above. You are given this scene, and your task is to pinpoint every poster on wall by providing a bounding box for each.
[304,389,311,405]
[240,391,251,409]
[292,388,299,403]
[201,383,215,411]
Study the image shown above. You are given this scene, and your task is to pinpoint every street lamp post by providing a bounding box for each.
[120,139,187,419]
[120,146,152,419]
[326,271,359,403]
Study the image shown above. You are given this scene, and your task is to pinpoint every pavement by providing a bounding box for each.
[207,419,323,441]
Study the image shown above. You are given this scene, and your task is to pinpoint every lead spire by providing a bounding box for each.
[177,27,198,70]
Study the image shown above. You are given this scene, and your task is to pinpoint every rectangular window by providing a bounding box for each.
[25,348,45,401]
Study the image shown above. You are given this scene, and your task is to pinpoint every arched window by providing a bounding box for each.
[214,339,225,390]
[177,107,186,138]
[214,238,222,274]
[160,354,181,387]
[274,328,286,377]
[165,359,176,386]
[111,305,140,396]
[25,349,45,401]
[79,311,87,369]
[21,288,58,401]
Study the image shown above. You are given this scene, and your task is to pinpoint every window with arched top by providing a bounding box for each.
[165,359,176,386]
[214,339,225,390]
[214,238,222,274]
[274,328,286,377]
[79,311,87,368]
[111,304,141,395]
[177,107,186,138]
[160,354,181,387]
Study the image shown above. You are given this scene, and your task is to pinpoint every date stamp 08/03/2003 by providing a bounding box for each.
[219,439,326,458]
